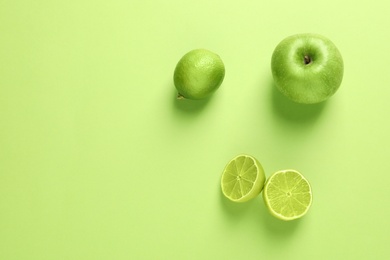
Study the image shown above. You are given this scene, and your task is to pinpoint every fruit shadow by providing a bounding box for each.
[270,80,327,124]
[219,191,255,217]
[257,201,301,236]
[171,86,212,116]
[220,191,300,235]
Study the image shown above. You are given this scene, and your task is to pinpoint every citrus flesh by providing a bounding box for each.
[221,154,265,202]
[173,49,225,100]
[263,169,312,221]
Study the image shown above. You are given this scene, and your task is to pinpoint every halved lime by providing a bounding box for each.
[221,154,266,203]
[263,169,313,221]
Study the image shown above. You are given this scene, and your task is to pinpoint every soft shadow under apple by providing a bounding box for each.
[270,80,327,124]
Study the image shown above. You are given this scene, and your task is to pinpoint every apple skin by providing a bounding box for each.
[271,33,344,104]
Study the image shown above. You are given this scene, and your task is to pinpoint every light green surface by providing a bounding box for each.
[1,0,389,259]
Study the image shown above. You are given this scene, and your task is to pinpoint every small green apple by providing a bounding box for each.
[271,33,344,104]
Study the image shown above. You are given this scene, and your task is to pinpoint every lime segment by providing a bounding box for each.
[263,169,312,221]
[221,154,265,202]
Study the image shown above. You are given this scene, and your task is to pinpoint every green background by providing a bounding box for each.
[1,0,389,259]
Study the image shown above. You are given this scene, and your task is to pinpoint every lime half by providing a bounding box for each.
[221,154,266,203]
[263,169,313,221]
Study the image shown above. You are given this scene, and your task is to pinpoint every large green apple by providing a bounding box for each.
[271,33,344,104]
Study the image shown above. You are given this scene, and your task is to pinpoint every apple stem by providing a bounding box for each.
[177,93,185,100]
[304,55,312,65]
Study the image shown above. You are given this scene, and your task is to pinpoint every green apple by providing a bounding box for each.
[271,33,344,104]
